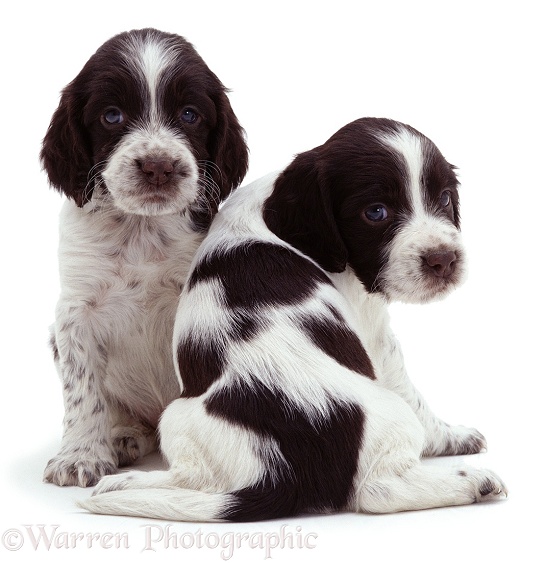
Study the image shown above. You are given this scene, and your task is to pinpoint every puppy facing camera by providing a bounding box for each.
[41,28,248,488]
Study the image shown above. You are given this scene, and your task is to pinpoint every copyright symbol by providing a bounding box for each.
[2,529,24,551]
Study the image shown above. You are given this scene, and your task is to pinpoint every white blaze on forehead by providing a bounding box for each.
[377,128,426,216]
[374,126,466,304]
[121,34,178,121]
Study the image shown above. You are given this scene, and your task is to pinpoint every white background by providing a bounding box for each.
[1,0,543,561]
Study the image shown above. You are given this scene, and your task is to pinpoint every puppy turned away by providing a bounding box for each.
[80,117,506,521]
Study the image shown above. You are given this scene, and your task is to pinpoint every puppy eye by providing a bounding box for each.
[102,108,124,126]
[180,108,199,124]
[440,190,451,207]
[364,204,389,223]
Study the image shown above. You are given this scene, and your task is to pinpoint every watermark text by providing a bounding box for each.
[2,524,317,559]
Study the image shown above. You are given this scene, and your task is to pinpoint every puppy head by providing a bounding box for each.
[41,28,248,224]
[264,118,466,304]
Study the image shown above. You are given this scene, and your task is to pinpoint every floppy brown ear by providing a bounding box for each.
[263,150,348,273]
[40,82,93,207]
[206,90,249,203]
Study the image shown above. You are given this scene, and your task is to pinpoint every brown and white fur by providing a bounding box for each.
[41,28,248,487]
[80,118,505,519]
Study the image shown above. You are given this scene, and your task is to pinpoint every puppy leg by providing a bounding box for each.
[159,397,267,492]
[359,462,507,513]
[356,389,505,513]
[93,397,266,497]
[381,330,486,456]
[44,325,117,487]
[406,386,486,457]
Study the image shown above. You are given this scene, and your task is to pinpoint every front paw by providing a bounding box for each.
[44,449,117,487]
[446,426,487,455]
[432,426,486,456]
[423,425,487,457]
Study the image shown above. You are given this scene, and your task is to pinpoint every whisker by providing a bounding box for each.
[198,160,225,192]
[197,161,223,206]
[370,261,387,294]
[197,159,222,176]
[79,160,108,208]
[87,160,108,182]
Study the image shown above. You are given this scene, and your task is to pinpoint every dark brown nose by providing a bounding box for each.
[139,159,174,185]
[425,250,457,278]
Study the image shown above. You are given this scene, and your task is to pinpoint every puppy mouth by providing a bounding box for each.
[101,157,200,216]
[140,192,172,205]
[132,175,199,215]
[138,171,198,211]
[136,173,187,200]
[418,262,464,302]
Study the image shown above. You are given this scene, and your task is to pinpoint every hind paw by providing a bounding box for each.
[112,424,157,467]
[474,470,508,502]
[92,471,140,496]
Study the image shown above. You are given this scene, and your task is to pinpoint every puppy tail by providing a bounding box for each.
[77,489,234,522]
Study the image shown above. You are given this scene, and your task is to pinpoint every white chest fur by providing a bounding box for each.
[54,199,202,426]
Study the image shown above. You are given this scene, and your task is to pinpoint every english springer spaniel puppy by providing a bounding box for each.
[80,118,506,519]
[41,28,248,487]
